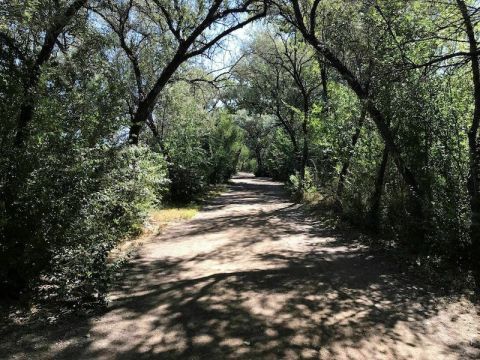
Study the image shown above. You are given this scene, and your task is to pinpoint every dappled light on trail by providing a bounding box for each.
[3,174,479,359]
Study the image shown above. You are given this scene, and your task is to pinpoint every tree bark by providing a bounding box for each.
[456,0,480,283]
[300,110,309,181]
[255,147,265,176]
[272,77,301,173]
[129,48,188,144]
[337,106,367,200]
[367,146,389,231]
[288,0,423,209]
[320,61,329,107]
[14,0,87,146]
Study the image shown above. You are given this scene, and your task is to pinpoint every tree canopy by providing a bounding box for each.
[1,0,480,303]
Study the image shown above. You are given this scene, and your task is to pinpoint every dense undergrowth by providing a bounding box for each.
[1,75,243,305]
[283,170,476,293]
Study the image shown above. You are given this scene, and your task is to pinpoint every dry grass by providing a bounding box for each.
[150,206,199,233]
[110,185,227,263]
[110,206,199,262]
[8,175,479,360]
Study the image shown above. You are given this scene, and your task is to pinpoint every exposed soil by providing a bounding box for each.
[1,173,479,359]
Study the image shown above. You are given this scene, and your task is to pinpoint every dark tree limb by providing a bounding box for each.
[286,0,423,202]
[14,0,88,146]
[367,146,389,232]
[128,0,266,144]
[456,0,480,284]
[336,106,367,201]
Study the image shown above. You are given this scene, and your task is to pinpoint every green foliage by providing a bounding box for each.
[2,0,480,303]
[44,146,168,303]
[207,112,243,184]
[156,84,242,203]
[166,111,241,202]
[286,168,317,201]
[262,129,296,180]
[1,144,168,303]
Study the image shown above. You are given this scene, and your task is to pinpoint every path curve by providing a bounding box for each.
[3,173,480,359]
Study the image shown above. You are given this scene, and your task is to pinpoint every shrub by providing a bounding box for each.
[1,144,168,304]
[286,168,317,201]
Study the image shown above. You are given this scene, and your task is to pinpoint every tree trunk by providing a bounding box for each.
[274,101,301,173]
[128,47,188,144]
[457,0,480,284]
[367,146,389,232]
[15,103,35,146]
[300,112,309,181]
[14,0,87,147]
[337,106,367,200]
[255,148,264,176]
[321,62,329,107]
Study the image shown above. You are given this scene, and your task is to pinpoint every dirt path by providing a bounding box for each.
[2,173,480,359]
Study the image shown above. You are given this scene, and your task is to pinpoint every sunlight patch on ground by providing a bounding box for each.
[4,174,479,360]
[109,206,200,262]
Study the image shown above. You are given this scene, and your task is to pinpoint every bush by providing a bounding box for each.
[1,144,168,303]
[286,168,317,201]
[165,110,241,202]
[207,113,243,184]
[262,129,296,180]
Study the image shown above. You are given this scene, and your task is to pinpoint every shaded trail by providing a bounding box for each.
[2,173,479,359]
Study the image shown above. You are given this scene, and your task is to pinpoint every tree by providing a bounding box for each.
[235,27,322,179]
[1,0,88,146]
[455,0,480,281]
[113,0,267,144]
[276,0,425,220]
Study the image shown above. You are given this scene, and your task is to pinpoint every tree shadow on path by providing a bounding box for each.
[2,173,479,359]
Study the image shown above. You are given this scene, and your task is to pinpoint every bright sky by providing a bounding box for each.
[203,21,260,73]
